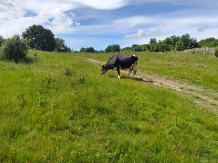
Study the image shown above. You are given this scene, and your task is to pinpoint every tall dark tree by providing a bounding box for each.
[22,25,55,51]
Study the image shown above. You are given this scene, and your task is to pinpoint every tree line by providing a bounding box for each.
[1,24,218,62]
[120,34,218,53]
[79,34,218,53]
[0,24,72,62]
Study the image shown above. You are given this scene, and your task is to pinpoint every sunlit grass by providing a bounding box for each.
[84,52,218,90]
[0,51,217,162]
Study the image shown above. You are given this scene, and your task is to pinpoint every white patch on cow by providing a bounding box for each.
[133,55,136,57]
[118,75,120,79]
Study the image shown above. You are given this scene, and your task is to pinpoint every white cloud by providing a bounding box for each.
[75,0,128,10]
[125,29,162,39]
[0,0,130,37]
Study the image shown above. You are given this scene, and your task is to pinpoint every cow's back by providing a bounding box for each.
[116,55,138,68]
[106,55,119,66]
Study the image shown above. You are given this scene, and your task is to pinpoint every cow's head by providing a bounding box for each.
[101,65,107,74]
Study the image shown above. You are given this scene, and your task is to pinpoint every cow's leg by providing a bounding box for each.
[128,69,131,77]
[117,66,120,79]
[128,64,133,78]
[132,63,137,78]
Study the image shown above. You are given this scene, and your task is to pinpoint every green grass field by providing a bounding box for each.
[84,52,218,90]
[0,51,218,162]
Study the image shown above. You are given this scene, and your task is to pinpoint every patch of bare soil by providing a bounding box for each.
[85,58,218,112]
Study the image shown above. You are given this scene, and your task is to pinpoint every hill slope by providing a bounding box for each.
[86,58,218,112]
[0,51,217,162]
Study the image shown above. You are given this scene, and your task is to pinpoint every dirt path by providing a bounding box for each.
[85,58,218,112]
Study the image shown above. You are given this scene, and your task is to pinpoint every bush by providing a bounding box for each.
[215,48,218,57]
[1,35,28,62]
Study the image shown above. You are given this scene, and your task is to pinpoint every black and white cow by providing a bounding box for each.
[101,54,138,79]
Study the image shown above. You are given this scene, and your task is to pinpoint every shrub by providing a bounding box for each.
[1,35,28,62]
[215,48,218,57]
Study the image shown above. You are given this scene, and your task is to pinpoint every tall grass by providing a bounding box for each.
[0,51,217,162]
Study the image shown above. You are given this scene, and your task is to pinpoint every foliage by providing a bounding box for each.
[175,40,185,51]
[199,37,218,47]
[119,33,200,53]
[105,44,120,53]
[22,24,55,51]
[121,47,132,53]
[55,38,71,52]
[215,48,218,57]
[149,38,157,44]
[180,33,199,49]
[0,35,4,46]
[0,35,27,62]
[80,47,95,53]
[132,44,142,52]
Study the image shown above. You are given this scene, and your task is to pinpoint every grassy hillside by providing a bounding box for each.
[85,52,218,90]
[0,51,218,162]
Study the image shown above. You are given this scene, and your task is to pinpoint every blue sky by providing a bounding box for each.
[0,0,218,51]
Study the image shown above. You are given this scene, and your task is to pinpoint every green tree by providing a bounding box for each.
[105,44,120,53]
[159,43,170,52]
[0,35,4,46]
[79,47,95,53]
[55,38,71,52]
[170,35,180,46]
[121,47,132,53]
[80,47,87,52]
[141,44,150,52]
[22,24,55,51]
[162,35,180,51]
[180,33,199,49]
[149,38,157,44]
[86,47,95,53]
[175,40,185,51]
[199,38,218,47]
[132,44,142,52]
[1,35,28,62]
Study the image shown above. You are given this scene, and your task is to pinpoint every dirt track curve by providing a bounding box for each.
[85,58,218,113]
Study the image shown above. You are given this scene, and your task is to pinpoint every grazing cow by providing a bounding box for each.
[101,54,138,79]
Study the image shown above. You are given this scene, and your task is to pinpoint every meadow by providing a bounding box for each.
[0,51,218,162]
